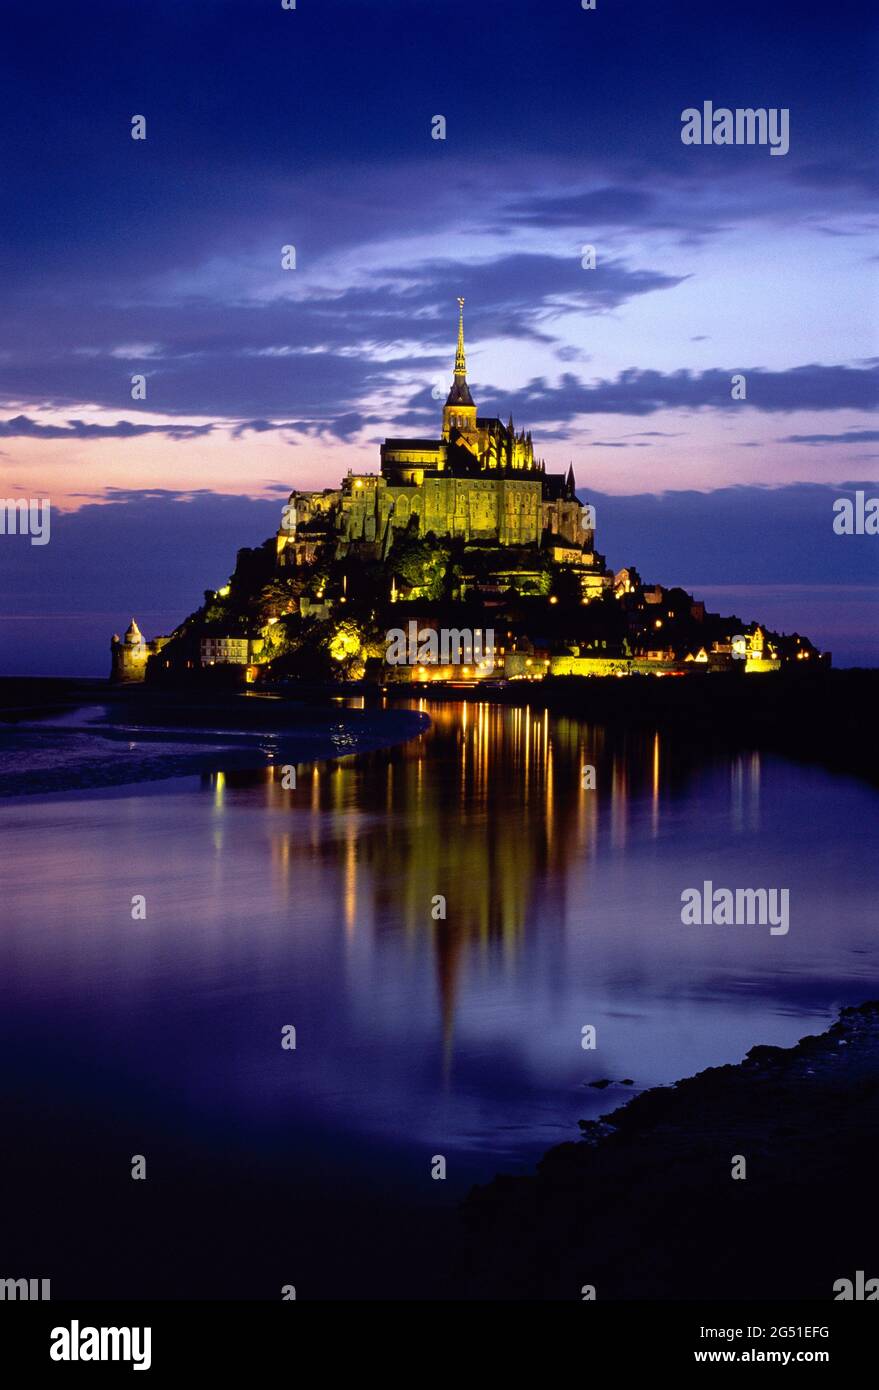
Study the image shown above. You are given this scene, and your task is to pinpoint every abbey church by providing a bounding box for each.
[276,300,612,597]
[112,302,817,683]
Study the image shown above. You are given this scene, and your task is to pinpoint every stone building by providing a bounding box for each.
[200,636,251,665]
[277,300,610,594]
[110,619,167,682]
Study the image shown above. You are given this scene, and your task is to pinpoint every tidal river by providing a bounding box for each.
[1,698,876,1298]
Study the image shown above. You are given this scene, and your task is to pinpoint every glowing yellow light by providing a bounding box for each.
[328,625,361,662]
[549,596,558,605]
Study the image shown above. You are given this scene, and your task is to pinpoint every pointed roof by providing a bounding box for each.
[446,377,474,407]
[124,618,143,644]
[566,463,576,495]
[445,297,474,408]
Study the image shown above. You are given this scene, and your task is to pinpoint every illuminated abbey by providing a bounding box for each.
[114,301,819,683]
[276,300,612,600]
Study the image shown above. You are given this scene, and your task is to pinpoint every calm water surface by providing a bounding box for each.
[1,699,877,1297]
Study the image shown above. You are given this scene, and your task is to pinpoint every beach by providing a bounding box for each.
[0,680,430,798]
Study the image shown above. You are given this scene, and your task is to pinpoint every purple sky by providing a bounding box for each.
[0,0,876,671]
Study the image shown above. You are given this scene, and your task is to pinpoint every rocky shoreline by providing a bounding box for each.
[459,1002,879,1300]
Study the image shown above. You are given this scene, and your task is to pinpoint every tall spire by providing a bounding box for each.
[454,296,466,377]
[443,296,475,434]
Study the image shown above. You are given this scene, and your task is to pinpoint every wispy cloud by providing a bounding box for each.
[778,429,879,446]
[0,415,213,440]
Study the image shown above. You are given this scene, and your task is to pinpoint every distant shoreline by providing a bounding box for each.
[2,669,878,788]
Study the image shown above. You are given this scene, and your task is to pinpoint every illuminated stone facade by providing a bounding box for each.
[110,619,168,683]
[200,636,251,665]
[277,301,607,584]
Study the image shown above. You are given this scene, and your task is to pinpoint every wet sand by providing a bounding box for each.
[0,679,429,797]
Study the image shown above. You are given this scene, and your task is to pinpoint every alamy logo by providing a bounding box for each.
[833,491,879,535]
[681,102,789,156]
[0,498,51,546]
[833,1271,879,1300]
[681,881,790,935]
[386,622,496,671]
[0,1276,50,1300]
[50,1321,151,1371]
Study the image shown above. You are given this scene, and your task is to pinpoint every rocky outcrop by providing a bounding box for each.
[460,1002,879,1300]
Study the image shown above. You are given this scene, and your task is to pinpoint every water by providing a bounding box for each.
[1,699,877,1298]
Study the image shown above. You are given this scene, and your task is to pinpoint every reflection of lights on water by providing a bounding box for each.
[749,752,761,830]
[611,756,628,850]
[310,765,320,844]
[545,736,554,841]
[344,818,358,936]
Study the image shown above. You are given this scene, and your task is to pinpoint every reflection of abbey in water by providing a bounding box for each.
[276,298,611,599]
[246,703,719,1047]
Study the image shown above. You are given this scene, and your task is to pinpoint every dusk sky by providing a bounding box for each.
[1,0,876,671]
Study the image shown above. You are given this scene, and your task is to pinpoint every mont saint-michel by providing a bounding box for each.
[3,0,877,1328]
[112,303,822,687]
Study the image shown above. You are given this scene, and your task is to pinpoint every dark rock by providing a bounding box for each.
[458,1000,879,1300]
